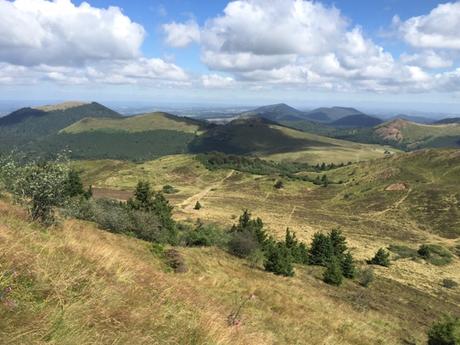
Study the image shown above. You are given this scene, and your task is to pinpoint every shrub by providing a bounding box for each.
[228,231,260,258]
[441,279,458,289]
[68,197,178,245]
[162,184,177,194]
[358,268,375,287]
[183,224,226,247]
[388,244,418,260]
[368,248,390,267]
[274,180,284,189]
[427,315,460,345]
[194,201,202,210]
[418,244,453,266]
[248,248,266,269]
[13,157,72,224]
[264,243,294,277]
[323,257,343,286]
[164,249,187,273]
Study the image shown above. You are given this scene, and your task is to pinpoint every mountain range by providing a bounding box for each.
[0,101,459,160]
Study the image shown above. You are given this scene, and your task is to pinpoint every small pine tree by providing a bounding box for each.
[341,252,356,278]
[129,181,154,211]
[83,185,93,200]
[369,248,390,267]
[309,232,334,266]
[323,257,343,286]
[264,243,294,277]
[64,169,84,198]
[285,229,308,264]
[194,201,202,210]
[231,210,267,246]
[329,229,347,258]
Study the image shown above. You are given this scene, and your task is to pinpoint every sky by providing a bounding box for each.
[1,0,460,112]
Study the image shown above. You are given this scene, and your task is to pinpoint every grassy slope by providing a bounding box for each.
[336,120,460,150]
[263,125,396,164]
[74,149,460,298]
[61,112,202,134]
[2,199,459,345]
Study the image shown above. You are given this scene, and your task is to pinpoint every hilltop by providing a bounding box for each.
[304,106,365,122]
[61,112,209,134]
[188,116,393,162]
[335,119,460,150]
[239,103,305,122]
[0,102,121,152]
[330,114,383,128]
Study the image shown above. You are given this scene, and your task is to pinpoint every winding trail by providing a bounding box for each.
[180,170,235,211]
[372,188,412,216]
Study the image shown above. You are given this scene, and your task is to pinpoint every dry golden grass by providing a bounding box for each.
[2,199,454,344]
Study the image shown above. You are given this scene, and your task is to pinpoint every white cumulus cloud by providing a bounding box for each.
[394,2,460,50]
[0,0,189,86]
[163,20,200,48]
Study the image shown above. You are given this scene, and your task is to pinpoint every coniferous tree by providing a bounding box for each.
[231,210,267,246]
[129,181,154,211]
[64,169,85,198]
[323,257,343,286]
[264,242,294,277]
[369,248,390,267]
[194,201,202,210]
[309,232,334,266]
[330,229,347,258]
[341,252,356,278]
[285,229,308,264]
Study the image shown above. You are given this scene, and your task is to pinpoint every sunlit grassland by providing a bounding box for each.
[1,200,458,345]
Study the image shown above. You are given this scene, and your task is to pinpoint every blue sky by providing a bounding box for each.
[1,0,460,113]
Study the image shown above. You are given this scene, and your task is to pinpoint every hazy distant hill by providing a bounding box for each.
[386,114,435,124]
[239,103,305,122]
[336,119,460,150]
[304,106,364,122]
[331,114,383,128]
[434,117,460,125]
[0,102,120,139]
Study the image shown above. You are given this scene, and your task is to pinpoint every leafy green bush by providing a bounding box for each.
[368,248,390,267]
[418,244,453,266]
[358,268,375,287]
[388,244,418,260]
[162,184,178,194]
[183,224,227,247]
[427,315,460,345]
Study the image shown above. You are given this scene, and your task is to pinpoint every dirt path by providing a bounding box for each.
[372,188,412,216]
[180,170,235,212]
[286,206,297,227]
